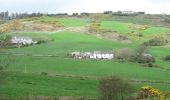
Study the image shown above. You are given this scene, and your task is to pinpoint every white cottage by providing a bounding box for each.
[71,51,114,60]
[11,36,37,45]
[91,51,114,60]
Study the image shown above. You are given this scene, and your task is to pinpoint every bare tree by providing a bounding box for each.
[98,76,134,100]
[116,48,130,61]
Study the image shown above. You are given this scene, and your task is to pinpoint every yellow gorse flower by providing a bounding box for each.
[141,86,165,100]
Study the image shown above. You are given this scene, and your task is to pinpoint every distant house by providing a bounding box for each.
[11,36,37,46]
[91,51,114,60]
[113,11,135,16]
[71,51,114,60]
[121,11,134,14]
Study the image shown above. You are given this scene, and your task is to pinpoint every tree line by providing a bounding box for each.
[0,11,69,21]
[0,11,44,21]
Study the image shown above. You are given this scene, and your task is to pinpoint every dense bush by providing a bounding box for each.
[0,34,11,47]
[144,38,166,46]
[0,20,21,33]
[148,62,153,67]
[88,22,101,33]
[33,37,49,44]
[129,45,155,64]
[164,55,170,61]
[37,40,47,44]
[130,54,155,64]
[41,72,48,75]
[164,18,170,24]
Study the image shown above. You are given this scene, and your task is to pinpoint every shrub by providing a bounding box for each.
[98,76,134,100]
[130,45,155,64]
[138,33,143,37]
[0,34,11,47]
[164,18,170,24]
[144,38,166,46]
[37,40,47,44]
[0,20,21,33]
[164,55,170,61]
[41,72,48,75]
[148,62,153,67]
[88,21,101,33]
[130,54,155,64]
[33,37,49,44]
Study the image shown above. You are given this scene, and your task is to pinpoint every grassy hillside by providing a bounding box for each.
[1,16,170,99]
[6,32,131,55]
[58,18,87,27]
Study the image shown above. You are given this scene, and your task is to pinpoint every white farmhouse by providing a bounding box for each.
[91,51,114,60]
[71,51,114,60]
[11,36,37,45]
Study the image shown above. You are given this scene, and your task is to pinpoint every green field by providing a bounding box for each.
[3,55,170,81]
[1,16,170,99]
[1,72,170,99]
[140,27,169,35]
[58,18,87,27]
[100,21,131,33]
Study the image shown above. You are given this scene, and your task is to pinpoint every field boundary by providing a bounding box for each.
[55,73,170,85]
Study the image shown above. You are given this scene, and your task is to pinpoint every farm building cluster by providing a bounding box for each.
[71,51,114,60]
[11,36,37,46]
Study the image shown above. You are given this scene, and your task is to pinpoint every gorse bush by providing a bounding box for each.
[144,37,166,46]
[88,21,101,33]
[0,20,21,33]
